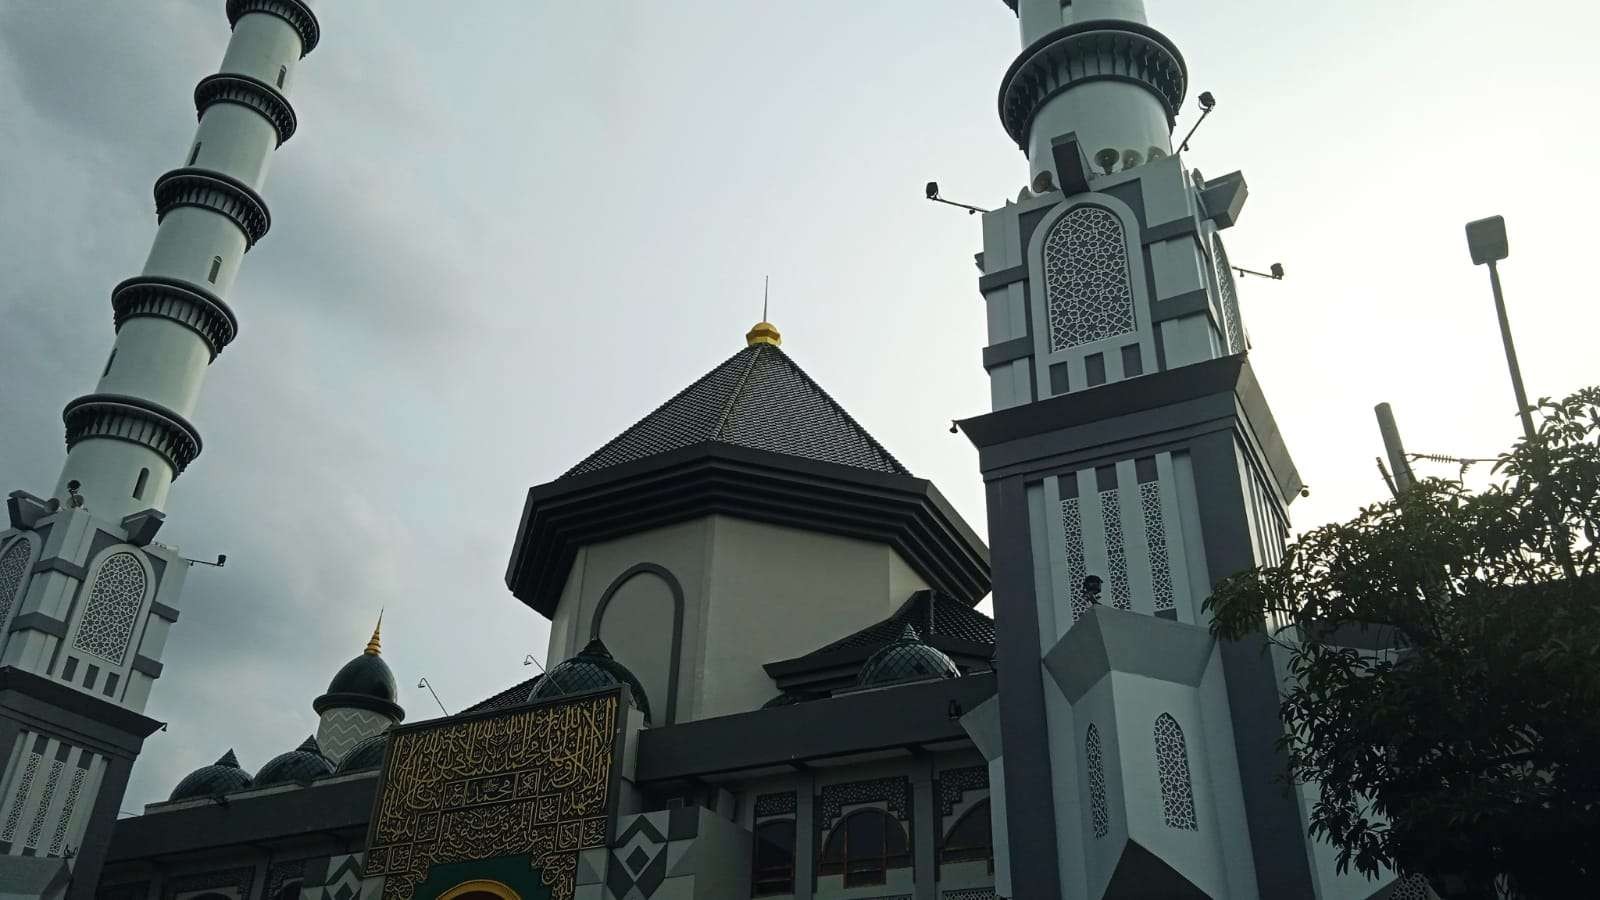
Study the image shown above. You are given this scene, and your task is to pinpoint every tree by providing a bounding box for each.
[1206,387,1600,899]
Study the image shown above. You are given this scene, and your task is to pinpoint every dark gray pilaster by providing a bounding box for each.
[795,772,815,900]
[912,758,936,900]
[987,477,1061,898]
[1188,431,1314,896]
[66,752,135,900]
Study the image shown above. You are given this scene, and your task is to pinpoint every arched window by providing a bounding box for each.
[1154,713,1198,830]
[71,552,147,666]
[276,65,287,88]
[103,349,116,378]
[1042,205,1136,352]
[940,799,993,873]
[208,256,222,284]
[1086,724,1109,838]
[188,142,202,166]
[751,819,796,896]
[132,468,149,501]
[0,539,33,634]
[819,808,910,887]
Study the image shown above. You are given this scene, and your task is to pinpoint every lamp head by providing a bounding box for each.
[1270,262,1285,279]
[1199,91,1217,111]
[1465,215,1508,265]
[925,181,940,201]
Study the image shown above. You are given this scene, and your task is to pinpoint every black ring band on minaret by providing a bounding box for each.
[153,167,271,249]
[194,73,297,147]
[226,0,320,57]
[112,276,239,362]
[62,395,203,475]
[998,20,1187,149]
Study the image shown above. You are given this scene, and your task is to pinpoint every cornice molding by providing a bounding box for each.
[226,0,320,57]
[194,72,297,146]
[153,167,271,249]
[62,394,203,477]
[999,19,1187,149]
[112,276,239,360]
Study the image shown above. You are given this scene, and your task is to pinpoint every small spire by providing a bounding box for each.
[365,611,383,656]
[216,749,241,768]
[746,275,782,347]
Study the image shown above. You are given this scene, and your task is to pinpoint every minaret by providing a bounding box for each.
[0,2,319,892]
[955,2,1375,898]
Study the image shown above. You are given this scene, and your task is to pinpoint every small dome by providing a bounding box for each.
[334,733,388,775]
[857,625,961,687]
[255,735,334,788]
[528,638,652,723]
[169,749,253,801]
[312,617,404,722]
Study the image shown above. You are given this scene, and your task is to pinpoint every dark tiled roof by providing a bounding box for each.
[462,674,542,715]
[810,590,995,656]
[563,344,909,479]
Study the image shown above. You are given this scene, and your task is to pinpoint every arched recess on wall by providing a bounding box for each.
[437,879,519,900]
[61,545,153,688]
[589,562,684,724]
[1026,193,1156,398]
[0,536,40,651]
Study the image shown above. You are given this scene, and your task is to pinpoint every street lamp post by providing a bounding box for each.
[1465,215,1538,443]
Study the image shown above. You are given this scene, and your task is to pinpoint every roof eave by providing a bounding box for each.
[505,442,991,618]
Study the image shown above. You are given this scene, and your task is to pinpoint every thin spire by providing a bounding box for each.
[763,275,769,322]
[365,610,383,655]
[746,276,782,347]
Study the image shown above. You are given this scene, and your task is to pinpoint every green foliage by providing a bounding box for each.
[1206,388,1600,898]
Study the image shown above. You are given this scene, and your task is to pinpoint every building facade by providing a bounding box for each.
[6,2,1442,900]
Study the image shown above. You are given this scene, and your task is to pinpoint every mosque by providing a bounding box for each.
[0,1,1437,899]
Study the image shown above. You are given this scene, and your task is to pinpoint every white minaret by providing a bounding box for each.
[0,3,319,893]
[55,0,318,520]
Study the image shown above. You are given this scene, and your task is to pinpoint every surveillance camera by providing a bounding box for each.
[948,420,959,435]
[1199,91,1217,111]
[925,181,940,200]
[1271,263,1285,279]
[1300,486,1311,498]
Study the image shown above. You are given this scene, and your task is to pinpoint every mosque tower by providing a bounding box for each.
[0,2,319,893]
[953,1,1399,897]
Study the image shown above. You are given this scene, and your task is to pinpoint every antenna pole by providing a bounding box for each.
[763,275,769,322]
[1374,403,1415,493]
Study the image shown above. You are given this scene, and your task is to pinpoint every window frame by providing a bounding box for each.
[751,818,797,896]
[818,807,911,888]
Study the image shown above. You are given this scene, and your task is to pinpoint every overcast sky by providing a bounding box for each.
[3,1,1597,810]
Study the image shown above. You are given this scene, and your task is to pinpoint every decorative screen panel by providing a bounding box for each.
[1212,235,1245,355]
[1043,206,1137,352]
[71,551,147,666]
[1154,713,1197,830]
[1389,875,1434,900]
[1086,725,1109,839]
[1139,482,1175,612]
[0,539,31,629]
[1060,497,1089,623]
[1,751,40,842]
[1099,490,1131,609]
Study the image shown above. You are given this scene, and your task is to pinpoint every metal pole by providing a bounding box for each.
[1375,403,1415,493]
[1486,260,1538,443]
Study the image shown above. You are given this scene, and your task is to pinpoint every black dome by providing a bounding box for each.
[313,648,404,721]
[528,638,652,723]
[255,735,334,788]
[334,733,388,775]
[858,625,961,687]
[170,749,253,801]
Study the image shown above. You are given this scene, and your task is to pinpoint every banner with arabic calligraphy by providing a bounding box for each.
[363,688,625,900]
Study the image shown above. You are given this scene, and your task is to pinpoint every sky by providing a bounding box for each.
[2,0,1597,811]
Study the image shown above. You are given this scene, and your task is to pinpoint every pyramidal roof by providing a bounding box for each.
[563,343,910,479]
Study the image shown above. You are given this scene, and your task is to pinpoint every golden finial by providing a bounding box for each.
[364,610,383,656]
[746,275,781,347]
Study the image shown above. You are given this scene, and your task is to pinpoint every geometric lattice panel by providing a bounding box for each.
[1139,482,1175,613]
[1086,724,1109,839]
[72,551,146,666]
[1211,234,1245,356]
[1100,489,1132,610]
[1154,713,1197,830]
[0,539,31,629]
[1060,497,1090,623]
[1043,205,1137,352]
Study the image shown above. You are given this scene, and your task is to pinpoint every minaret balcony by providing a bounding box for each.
[226,0,320,57]
[193,72,297,147]
[62,395,203,477]
[111,276,239,361]
[999,19,1187,149]
[153,167,271,249]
